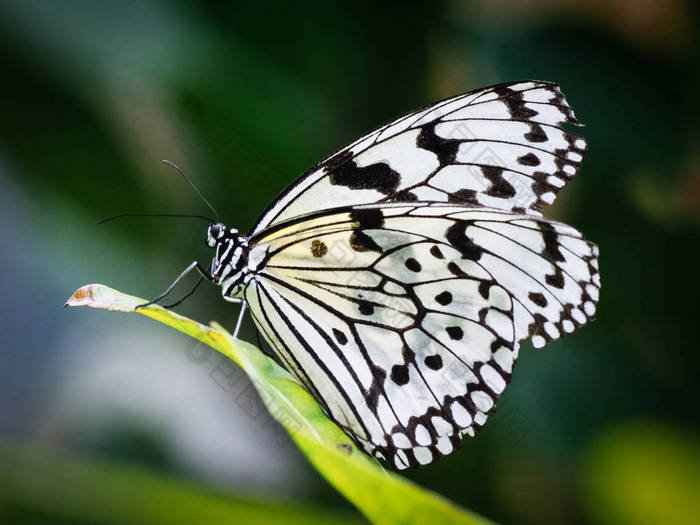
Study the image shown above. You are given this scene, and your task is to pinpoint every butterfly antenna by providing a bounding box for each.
[96,213,214,225]
[162,160,219,221]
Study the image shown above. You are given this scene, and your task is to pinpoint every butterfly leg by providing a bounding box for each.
[137,260,211,309]
[233,300,247,339]
[162,275,205,308]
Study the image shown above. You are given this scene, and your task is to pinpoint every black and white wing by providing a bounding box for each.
[251,81,586,235]
[244,204,599,468]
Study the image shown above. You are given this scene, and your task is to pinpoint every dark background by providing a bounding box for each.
[0,1,698,524]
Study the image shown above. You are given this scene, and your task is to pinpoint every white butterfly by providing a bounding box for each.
[168,81,599,469]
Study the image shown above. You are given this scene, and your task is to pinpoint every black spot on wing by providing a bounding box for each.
[528,291,548,307]
[493,85,539,120]
[517,153,540,166]
[310,239,327,257]
[478,281,491,300]
[405,258,422,272]
[447,261,467,277]
[349,208,384,253]
[358,300,374,315]
[430,245,445,259]
[332,328,348,345]
[446,220,483,261]
[482,166,516,199]
[545,268,565,289]
[330,160,400,195]
[528,312,549,338]
[540,223,565,262]
[531,171,552,201]
[435,291,452,305]
[350,208,384,229]
[350,230,382,253]
[390,364,410,386]
[448,188,478,205]
[391,190,419,202]
[417,125,461,165]
[525,122,547,143]
[321,149,353,171]
[366,365,386,412]
[446,326,464,340]
[424,354,443,370]
[477,308,489,324]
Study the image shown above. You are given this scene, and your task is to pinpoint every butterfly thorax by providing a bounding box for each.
[207,222,250,299]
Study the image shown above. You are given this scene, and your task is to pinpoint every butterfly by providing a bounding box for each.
[158,81,599,469]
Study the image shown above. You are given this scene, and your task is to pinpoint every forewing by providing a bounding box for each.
[244,203,599,468]
[251,81,586,235]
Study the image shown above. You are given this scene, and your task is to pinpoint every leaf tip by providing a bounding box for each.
[64,284,137,312]
[65,284,99,308]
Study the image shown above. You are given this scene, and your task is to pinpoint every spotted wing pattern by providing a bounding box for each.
[244,203,599,468]
[251,81,586,235]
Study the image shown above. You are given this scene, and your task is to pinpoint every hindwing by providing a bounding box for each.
[244,203,599,468]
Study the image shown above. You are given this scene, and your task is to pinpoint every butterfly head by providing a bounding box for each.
[206,222,227,248]
[206,222,249,290]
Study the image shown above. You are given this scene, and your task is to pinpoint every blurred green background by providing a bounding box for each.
[0,1,698,524]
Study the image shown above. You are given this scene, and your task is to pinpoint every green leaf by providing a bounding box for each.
[66,284,494,525]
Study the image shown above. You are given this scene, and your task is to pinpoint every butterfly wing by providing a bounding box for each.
[244,203,599,468]
[251,81,586,235]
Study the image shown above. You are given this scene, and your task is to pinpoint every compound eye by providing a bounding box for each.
[210,223,224,238]
[207,223,224,247]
